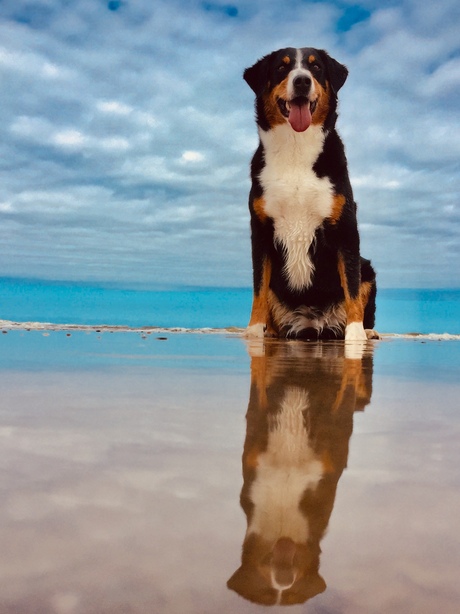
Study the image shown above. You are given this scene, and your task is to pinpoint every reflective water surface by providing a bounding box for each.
[0,332,459,613]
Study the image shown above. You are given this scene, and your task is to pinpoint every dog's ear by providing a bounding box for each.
[244,54,271,96]
[318,50,348,95]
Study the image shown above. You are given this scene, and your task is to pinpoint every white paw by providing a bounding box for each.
[345,321,368,342]
[245,323,266,339]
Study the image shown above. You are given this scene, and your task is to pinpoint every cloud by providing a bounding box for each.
[0,0,458,288]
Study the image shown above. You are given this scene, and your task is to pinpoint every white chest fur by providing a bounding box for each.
[259,125,334,290]
[248,387,324,542]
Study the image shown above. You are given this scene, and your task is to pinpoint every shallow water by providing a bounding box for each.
[0,332,459,613]
[2,277,460,334]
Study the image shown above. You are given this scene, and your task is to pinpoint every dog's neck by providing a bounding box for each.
[258,123,326,169]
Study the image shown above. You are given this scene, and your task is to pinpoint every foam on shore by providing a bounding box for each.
[1,319,460,340]
[0,319,243,335]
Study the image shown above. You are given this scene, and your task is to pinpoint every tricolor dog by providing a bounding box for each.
[244,47,377,341]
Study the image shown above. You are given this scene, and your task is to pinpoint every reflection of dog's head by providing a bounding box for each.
[228,342,373,605]
[227,532,326,606]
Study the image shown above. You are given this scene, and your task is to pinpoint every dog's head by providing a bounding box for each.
[244,47,348,132]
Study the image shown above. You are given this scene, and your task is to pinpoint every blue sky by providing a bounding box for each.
[0,0,459,288]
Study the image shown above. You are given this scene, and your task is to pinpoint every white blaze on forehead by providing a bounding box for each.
[287,49,315,100]
[295,48,303,70]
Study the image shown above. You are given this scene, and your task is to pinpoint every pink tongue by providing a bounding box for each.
[288,103,311,132]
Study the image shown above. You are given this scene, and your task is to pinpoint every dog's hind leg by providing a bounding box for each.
[361,258,379,339]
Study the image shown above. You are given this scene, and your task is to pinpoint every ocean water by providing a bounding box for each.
[1,277,460,334]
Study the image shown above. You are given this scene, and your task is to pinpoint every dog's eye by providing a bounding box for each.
[311,63,321,73]
[277,64,288,72]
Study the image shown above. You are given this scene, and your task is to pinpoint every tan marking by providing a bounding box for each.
[308,54,316,64]
[311,81,330,126]
[321,450,335,474]
[345,298,364,324]
[248,258,273,331]
[338,254,373,325]
[253,196,267,222]
[250,354,269,410]
[266,289,287,336]
[331,357,363,413]
[263,76,289,128]
[355,358,372,404]
[244,445,261,470]
[250,354,267,389]
[282,55,291,65]
[329,194,346,225]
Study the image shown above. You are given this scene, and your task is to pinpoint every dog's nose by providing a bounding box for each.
[293,75,312,94]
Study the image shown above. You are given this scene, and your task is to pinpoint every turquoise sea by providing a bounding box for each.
[1,277,460,334]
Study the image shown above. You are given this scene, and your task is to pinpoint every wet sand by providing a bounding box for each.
[0,330,459,613]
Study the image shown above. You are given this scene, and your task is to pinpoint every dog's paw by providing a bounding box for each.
[345,322,368,342]
[365,328,380,340]
[245,323,266,338]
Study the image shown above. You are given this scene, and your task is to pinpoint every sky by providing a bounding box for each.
[0,0,459,289]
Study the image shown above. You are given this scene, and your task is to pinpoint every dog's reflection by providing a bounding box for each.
[228,341,374,606]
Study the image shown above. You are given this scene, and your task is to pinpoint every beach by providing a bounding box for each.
[0,329,459,613]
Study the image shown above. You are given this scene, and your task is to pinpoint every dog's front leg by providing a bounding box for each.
[246,209,274,338]
[338,251,369,342]
[247,255,272,338]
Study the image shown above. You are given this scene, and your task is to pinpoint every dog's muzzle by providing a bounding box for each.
[277,73,317,132]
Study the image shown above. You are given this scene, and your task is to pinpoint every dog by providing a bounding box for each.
[244,47,377,341]
[227,341,374,605]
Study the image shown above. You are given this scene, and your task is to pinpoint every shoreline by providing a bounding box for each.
[1,319,459,340]
[0,319,242,335]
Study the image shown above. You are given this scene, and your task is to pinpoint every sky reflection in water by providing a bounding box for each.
[0,332,459,613]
